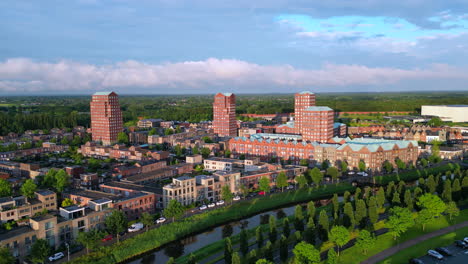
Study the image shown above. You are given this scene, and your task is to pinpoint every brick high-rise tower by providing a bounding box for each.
[294,91,316,133]
[90,91,123,145]
[300,106,334,143]
[213,93,237,137]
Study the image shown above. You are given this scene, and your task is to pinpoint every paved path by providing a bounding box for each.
[361,220,468,264]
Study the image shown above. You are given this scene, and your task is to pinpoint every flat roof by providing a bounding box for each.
[101,181,162,194]
[61,205,84,212]
[35,190,55,196]
[305,106,333,111]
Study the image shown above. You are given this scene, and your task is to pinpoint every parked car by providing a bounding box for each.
[208,203,216,208]
[428,249,444,260]
[156,217,166,224]
[409,258,424,264]
[70,245,84,254]
[455,240,468,248]
[216,200,225,206]
[348,171,355,175]
[128,223,144,232]
[286,185,294,190]
[233,196,241,201]
[48,252,65,262]
[258,191,266,196]
[464,237,468,244]
[435,247,453,256]
[199,205,208,210]
[101,234,113,242]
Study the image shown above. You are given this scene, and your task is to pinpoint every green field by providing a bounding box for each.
[338,210,468,264]
[377,225,468,264]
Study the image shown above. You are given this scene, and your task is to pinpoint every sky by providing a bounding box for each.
[1,0,468,95]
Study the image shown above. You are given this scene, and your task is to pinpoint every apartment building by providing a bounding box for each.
[0,204,112,261]
[90,91,123,145]
[213,93,237,137]
[0,190,57,223]
[162,176,196,207]
[137,118,163,128]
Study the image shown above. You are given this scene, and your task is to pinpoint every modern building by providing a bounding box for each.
[213,93,237,137]
[137,118,163,128]
[162,176,196,207]
[0,190,57,223]
[421,105,468,122]
[90,91,123,145]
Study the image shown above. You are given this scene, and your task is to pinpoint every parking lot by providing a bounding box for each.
[416,244,468,264]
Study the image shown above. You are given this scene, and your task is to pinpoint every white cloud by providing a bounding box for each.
[0,58,467,93]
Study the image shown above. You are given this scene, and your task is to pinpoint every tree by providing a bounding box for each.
[240,184,249,198]
[258,176,271,193]
[368,197,379,226]
[321,160,329,170]
[164,199,185,221]
[404,189,413,211]
[141,212,154,231]
[232,252,241,264]
[166,258,175,264]
[307,201,316,219]
[355,230,375,255]
[386,206,414,240]
[293,241,320,264]
[256,259,273,264]
[117,132,129,144]
[54,169,70,193]
[391,191,401,205]
[327,248,338,264]
[187,254,197,264]
[442,179,452,202]
[452,178,462,201]
[0,247,15,264]
[294,205,304,231]
[358,160,366,172]
[300,159,309,167]
[268,215,277,243]
[295,174,308,188]
[383,160,393,173]
[376,187,386,209]
[76,229,103,254]
[318,210,329,231]
[327,167,339,183]
[256,226,264,249]
[426,175,436,193]
[420,158,428,167]
[221,185,234,204]
[0,179,12,197]
[21,179,37,199]
[247,249,257,264]
[30,239,51,264]
[283,218,290,237]
[355,199,367,227]
[240,229,249,256]
[192,145,199,155]
[201,147,211,158]
[428,117,443,126]
[416,193,447,231]
[61,198,74,207]
[445,201,460,221]
[309,168,323,188]
[276,172,288,192]
[105,210,128,243]
[279,235,288,262]
[395,158,406,170]
[341,160,348,173]
[343,202,355,229]
[332,194,339,215]
[263,241,273,261]
[330,225,350,256]
[224,238,233,264]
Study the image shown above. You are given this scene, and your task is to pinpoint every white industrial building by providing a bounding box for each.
[421,105,468,122]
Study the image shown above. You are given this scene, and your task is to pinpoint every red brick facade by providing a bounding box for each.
[213,93,237,137]
[90,92,123,145]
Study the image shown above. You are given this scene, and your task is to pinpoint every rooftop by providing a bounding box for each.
[305,106,333,111]
[61,205,83,212]
[298,91,315,95]
[64,189,118,200]
[93,91,115,96]
[91,198,113,204]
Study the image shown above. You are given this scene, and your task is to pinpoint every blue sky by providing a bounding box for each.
[1,0,468,94]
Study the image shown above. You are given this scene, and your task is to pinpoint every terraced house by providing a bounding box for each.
[229,135,418,171]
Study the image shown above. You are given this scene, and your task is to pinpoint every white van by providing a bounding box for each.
[128,222,144,232]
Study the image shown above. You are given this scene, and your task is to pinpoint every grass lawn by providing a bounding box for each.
[377,225,468,264]
[337,210,468,264]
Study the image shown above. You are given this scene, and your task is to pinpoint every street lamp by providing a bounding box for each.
[65,242,70,262]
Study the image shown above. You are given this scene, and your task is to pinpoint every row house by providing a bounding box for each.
[229,136,418,171]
